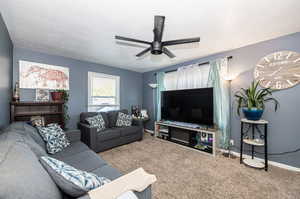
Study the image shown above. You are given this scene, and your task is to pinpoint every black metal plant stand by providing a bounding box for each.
[240,118,268,171]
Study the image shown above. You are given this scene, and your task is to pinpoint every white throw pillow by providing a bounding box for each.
[116,112,132,127]
[86,114,106,132]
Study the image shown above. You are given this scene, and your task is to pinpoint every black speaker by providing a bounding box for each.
[170,127,190,144]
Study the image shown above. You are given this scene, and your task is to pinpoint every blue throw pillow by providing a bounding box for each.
[37,124,70,154]
[40,156,111,197]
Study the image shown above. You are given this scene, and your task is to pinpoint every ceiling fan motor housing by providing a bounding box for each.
[151,41,163,54]
[115,15,200,58]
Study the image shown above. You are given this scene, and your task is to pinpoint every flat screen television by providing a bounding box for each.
[161,88,214,126]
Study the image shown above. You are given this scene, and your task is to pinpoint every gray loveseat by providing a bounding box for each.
[78,109,143,153]
[0,122,151,199]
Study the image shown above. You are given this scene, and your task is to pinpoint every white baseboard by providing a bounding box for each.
[145,129,300,172]
[219,149,300,172]
[145,129,154,134]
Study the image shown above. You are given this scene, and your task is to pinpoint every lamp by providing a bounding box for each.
[148,83,158,136]
[223,73,236,158]
[148,83,158,89]
[223,74,237,81]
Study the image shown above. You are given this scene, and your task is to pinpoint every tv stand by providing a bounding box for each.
[155,121,218,156]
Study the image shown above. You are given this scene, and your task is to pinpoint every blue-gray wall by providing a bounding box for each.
[0,14,13,129]
[143,32,300,168]
[13,47,143,129]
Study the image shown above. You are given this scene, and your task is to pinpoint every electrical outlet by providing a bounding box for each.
[230,139,234,146]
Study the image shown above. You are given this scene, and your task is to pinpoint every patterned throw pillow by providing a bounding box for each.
[116,112,132,127]
[40,156,111,197]
[85,114,106,132]
[37,124,70,154]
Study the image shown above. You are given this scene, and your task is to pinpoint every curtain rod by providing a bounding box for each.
[154,56,233,75]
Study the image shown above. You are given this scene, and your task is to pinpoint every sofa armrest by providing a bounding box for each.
[132,119,143,127]
[134,186,152,199]
[88,168,155,199]
[65,129,81,142]
[77,122,98,151]
[80,186,152,199]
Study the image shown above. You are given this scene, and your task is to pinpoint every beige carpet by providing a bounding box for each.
[99,134,300,199]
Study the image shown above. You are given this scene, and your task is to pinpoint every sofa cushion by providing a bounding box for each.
[65,130,81,143]
[86,114,106,132]
[51,141,90,159]
[91,164,122,180]
[0,132,63,199]
[80,112,109,128]
[55,150,107,172]
[24,123,47,149]
[107,109,128,128]
[4,122,46,149]
[40,156,111,197]
[116,112,133,127]
[119,126,141,136]
[22,132,48,157]
[4,128,47,157]
[97,128,121,142]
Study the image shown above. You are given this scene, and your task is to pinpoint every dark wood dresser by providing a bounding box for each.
[10,101,65,128]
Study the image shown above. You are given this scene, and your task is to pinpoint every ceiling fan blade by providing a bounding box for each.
[163,37,200,46]
[136,47,151,57]
[153,15,165,42]
[162,47,176,58]
[115,36,151,45]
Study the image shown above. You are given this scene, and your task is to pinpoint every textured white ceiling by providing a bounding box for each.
[1,0,300,72]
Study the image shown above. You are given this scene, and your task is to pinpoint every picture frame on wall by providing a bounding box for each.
[19,60,69,90]
[36,89,50,101]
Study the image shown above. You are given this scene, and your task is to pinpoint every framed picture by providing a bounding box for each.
[19,60,69,90]
[36,89,50,101]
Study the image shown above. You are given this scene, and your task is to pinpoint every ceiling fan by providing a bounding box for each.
[115,15,200,58]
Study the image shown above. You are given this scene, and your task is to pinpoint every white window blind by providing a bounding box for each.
[88,72,120,112]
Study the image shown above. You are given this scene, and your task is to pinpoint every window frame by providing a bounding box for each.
[88,72,120,111]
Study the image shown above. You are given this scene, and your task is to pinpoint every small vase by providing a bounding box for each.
[242,107,264,121]
[51,92,64,101]
[12,82,20,102]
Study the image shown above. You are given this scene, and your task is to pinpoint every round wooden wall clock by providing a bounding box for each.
[254,51,300,90]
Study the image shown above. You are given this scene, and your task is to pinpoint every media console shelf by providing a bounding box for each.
[155,121,219,156]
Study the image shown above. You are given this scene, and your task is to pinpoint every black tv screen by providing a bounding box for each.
[161,88,214,126]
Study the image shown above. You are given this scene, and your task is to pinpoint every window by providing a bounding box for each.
[164,64,210,90]
[164,71,178,90]
[88,72,120,112]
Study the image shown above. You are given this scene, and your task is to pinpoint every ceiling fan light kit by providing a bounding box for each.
[115,16,200,58]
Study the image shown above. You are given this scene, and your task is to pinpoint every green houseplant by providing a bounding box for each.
[235,81,279,120]
[51,89,70,124]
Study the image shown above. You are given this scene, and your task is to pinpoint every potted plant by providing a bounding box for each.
[51,90,64,101]
[51,89,70,124]
[235,81,279,120]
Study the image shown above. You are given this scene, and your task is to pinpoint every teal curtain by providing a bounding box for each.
[208,58,230,149]
[156,72,165,121]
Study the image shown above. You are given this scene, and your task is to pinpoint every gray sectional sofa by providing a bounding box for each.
[0,122,151,199]
[78,109,144,153]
